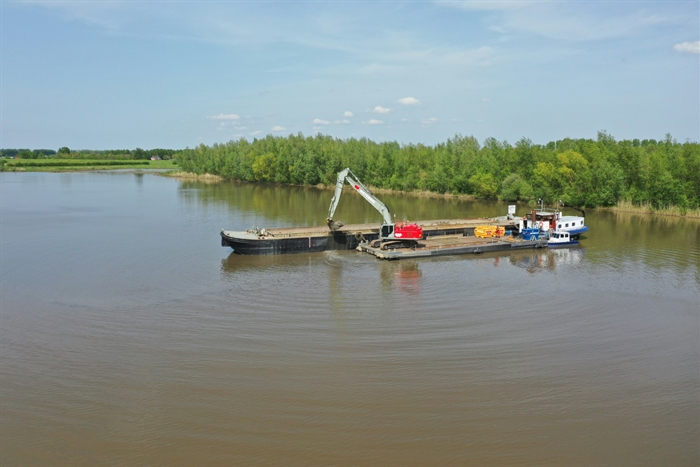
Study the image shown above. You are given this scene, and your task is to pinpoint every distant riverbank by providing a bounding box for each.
[0,159,177,172]
[606,200,700,219]
[164,170,224,182]
[166,170,700,219]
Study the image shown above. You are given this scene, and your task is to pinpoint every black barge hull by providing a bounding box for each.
[221,218,518,255]
[220,230,378,255]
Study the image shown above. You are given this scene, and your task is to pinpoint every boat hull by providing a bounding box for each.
[221,230,378,255]
[567,226,589,237]
[547,240,578,248]
[221,218,519,255]
[548,240,579,248]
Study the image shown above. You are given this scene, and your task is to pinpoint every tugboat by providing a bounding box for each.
[548,230,579,248]
[519,199,588,239]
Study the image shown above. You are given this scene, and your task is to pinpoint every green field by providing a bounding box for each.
[1,159,178,172]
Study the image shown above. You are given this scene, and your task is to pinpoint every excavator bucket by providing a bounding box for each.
[327,220,344,232]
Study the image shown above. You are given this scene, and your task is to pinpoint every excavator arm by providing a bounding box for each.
[327,168,392,230]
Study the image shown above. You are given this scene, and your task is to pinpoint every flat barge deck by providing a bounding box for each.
[357,234,547,260]
[221,217,519,255]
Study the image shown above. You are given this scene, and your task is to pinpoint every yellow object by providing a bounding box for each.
[474,225,505,238]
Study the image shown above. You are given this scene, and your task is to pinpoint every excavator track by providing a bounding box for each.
[377,240,419,250]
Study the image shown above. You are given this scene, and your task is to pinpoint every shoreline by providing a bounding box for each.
[166,171,700,220]
[1,159,176,172]
[162,170,224,182]
[605,200,700,219]
[9,168,693,219]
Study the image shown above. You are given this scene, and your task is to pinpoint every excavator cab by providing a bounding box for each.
[380,224,394,238]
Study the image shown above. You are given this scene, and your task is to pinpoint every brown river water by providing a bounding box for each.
[1,171,698,466]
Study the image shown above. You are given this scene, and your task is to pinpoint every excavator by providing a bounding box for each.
[326,168,423,250]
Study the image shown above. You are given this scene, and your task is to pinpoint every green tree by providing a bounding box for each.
[501,173,533,201]
[167,132,698,211]
[469,172,498,199]
[251,153,277,181]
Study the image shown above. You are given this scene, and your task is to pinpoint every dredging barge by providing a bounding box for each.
[220,217,524,255]
[220,168,582,259]
[357,233,546,260]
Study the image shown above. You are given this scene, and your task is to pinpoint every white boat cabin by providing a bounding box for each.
[549,231,572,243]
[519,208,587,236]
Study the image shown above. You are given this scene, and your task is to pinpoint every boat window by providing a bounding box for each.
[565,223,569,227]
[558,224,562,228]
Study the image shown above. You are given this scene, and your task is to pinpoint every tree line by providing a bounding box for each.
[176,132,699,211]
[1,147,179,160]
[0,149,57,158]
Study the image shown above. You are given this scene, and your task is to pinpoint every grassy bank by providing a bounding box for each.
[607,199,700,219]
[163,170,224,182]
[1,159,178,172]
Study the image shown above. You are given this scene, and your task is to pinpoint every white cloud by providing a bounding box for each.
[313,118,352,125]
[482,98,491,102]
[271,126,286,132]
[397,97,420,105]
[217,122,245,130]
[250,130,262,136]
[217,120,243,128]
[343,111,354,117]
[208,113,240,120]
[400,118,409,122]
[363,119,384,125]
[422,117,438,127]
[674,41,700,54]
[372,106,391,114]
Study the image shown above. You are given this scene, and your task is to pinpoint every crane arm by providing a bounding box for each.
[327,168,392,228]
[327,168,351,223]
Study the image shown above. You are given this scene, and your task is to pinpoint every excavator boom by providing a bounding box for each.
[327,168,392,226]
[326,168,423,245]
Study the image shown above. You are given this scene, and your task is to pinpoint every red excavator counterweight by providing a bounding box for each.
[394,222,423,240]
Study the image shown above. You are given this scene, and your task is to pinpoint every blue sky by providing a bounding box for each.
[2,0,698,150]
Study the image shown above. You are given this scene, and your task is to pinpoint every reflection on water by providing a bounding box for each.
[509,248,586,274]
[184,179,532,228]
[380,261,423,295]
[2,172,698,467]
[220,250,317,274]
